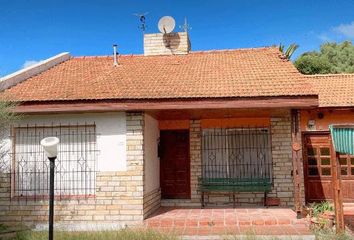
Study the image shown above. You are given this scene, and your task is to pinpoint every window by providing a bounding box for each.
[307,147,332,176]
[307,147,318,176]
[337,154,354,177]
[202,128,272,180]
[12,124,98,200]
[306,147,354,177]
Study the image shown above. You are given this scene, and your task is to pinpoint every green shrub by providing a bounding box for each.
[311,201,334,217]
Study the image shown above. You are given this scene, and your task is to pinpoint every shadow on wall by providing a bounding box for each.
[163,33,180,51]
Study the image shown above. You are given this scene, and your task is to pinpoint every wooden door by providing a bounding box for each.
[303,133,354,202]
[160,130,190,199]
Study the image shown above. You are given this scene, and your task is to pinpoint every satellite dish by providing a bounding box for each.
[158,16,175,34]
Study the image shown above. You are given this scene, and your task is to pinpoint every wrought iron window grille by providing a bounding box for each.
[201,127,273,182]
[3,123,99,202]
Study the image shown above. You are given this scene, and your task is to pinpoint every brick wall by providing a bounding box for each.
[0,112,147,230]
[144,32,191,56]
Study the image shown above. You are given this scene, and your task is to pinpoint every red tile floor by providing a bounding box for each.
[143,207,312,236]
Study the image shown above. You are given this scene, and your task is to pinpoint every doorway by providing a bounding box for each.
[159,130,190,199]
[303,133,354,202]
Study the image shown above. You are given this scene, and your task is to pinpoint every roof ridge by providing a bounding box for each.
[190,46,278,54]
[71,46,280,59]
[73,54,144,59]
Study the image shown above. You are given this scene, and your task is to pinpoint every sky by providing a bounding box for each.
[0,0,354,76]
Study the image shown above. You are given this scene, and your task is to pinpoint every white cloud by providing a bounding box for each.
[315,21,354,43]
[22,60,43,69]
[317,33,332,42]
[333,21,354,38]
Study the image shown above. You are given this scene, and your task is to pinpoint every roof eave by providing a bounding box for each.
[14,96,319,114]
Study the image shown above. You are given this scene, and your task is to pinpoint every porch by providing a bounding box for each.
[143,108,302,215]
[143,207,311,236]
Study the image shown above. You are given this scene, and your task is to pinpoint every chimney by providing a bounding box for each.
[143,32,191,56]
[113,44,118,66]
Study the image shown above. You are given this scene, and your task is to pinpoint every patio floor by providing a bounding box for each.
[143,207,312,236]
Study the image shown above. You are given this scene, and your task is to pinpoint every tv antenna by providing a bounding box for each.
[158,16,175,34]
[134,12,149,33]
[179,17,192,33]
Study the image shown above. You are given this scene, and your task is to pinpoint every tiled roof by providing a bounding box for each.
[307,74,354,107]
[3,47,315,102]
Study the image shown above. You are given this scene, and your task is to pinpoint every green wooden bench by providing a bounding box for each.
[198,177,272,207]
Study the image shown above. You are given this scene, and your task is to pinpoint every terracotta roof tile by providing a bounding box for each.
[3,47,315,102]
[307,74,354,107]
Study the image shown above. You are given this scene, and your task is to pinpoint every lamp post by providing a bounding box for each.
[41,137,60,240]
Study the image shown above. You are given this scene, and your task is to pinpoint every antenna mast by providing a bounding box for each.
[134,12,149,34]
[180,17,192,33]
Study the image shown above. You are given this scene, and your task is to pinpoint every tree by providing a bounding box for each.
[0,101,19,171]
[294,52,332,74]
[295,41,354,74]
[279,43,299,60]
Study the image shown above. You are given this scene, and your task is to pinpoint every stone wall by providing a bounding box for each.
[190,120,202,204]
[0,112,146,230]
[269,112,295,206]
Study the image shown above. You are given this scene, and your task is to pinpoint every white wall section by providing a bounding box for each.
[10,112,127,172]
[144,114,160,193]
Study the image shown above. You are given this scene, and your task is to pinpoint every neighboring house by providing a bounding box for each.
[300,74,354,203]
[0,30,351,230]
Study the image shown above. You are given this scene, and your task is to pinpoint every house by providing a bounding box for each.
[300,74,354,203]
[0,30,351,231]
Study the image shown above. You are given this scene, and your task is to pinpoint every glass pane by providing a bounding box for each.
[307,148,316,156]
[341,168,348,175]
[309,168,319,176]
[308,158,317,166]
[320,148,330,156]
[322,168,331,176]
[351,167,354,175]
[321,158,331,165]
[339,158,347,165]
[351,158,354,165]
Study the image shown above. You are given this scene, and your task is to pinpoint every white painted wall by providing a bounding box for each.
[144,114,160,193]
[8,112,127,172]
